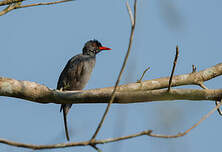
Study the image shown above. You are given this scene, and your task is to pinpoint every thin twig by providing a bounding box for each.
[90,144,102,152]
[15,0,73,9]
[90,0,137,141]
[0,130,152,150]
[192,64,196,73]
[198,82,222,116]
[215,101,222,116]
[0,1,21,16]
[0,0,73,16]
[137,67,150,83]
[168,45,179,91]
[150,99,222,138]
[194,65,222,116]
[0,0,24,6]
[126,1,134,25]
[198,83,208,89]
[1,100,221,149]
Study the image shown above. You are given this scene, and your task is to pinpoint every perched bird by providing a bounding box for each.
[57,40,111,141]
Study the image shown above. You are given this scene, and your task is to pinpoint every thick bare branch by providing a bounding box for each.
[104,62,222,92]
[0,63,222,104]
[0,77,222,104]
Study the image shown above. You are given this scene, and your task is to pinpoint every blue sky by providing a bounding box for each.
[0,0,222,151]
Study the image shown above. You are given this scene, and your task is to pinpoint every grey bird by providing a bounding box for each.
[57,40,111,141]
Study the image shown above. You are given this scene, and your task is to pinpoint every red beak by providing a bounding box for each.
[99,46,112,50]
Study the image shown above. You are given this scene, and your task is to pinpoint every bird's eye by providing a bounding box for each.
[92,43,97,48]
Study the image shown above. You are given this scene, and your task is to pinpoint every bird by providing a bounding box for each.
[57,40,111,141]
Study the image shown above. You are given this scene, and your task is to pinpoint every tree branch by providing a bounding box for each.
[1,99,221,150]
[90,0,137,141]
[0,1,22,16]
[0,0,24,6]
[0,130,152,150]
[0,63,221,104]
[0,0,73,16]
[168,45,179,91]
[14,0,73,9]
[0,77,222,104]
[137,66,150,83]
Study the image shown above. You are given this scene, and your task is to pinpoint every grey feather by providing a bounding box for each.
[57,54,96,141]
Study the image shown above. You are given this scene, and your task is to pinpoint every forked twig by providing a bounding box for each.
[198,81,222,116]
[90,0,137,141]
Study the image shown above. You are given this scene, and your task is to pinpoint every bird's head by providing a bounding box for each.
[82,40,111,56]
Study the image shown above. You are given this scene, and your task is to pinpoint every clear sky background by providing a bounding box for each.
[0,0,222,151]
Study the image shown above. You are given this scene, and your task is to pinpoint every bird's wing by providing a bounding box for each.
[56,54,91,91]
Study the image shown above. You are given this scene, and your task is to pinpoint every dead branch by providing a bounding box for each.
[0,0,24,6]
[0,77,222,104]
[0,0,73,16]
[0,62,221,104]
[137,66,150,83]
[14,0,73,9]
[0,130,153,150]
[0,0,222,150]
[1,99,221,150]
[90,0,137,141]
[168,45,179,91]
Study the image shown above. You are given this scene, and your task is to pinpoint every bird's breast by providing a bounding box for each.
[70,57,96,90]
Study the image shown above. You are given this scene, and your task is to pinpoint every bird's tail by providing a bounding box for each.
[60,104,72,141]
